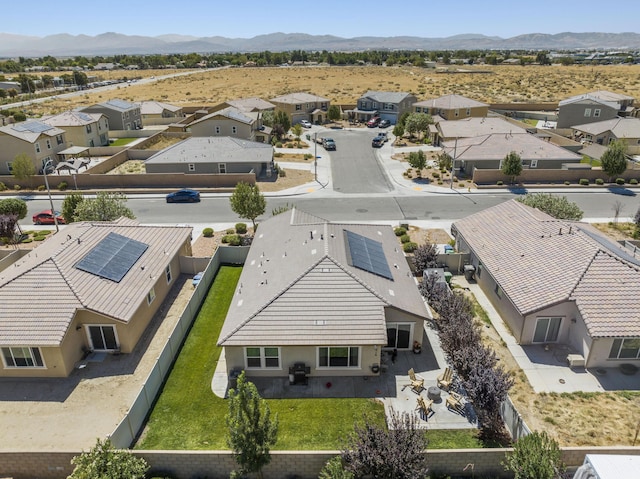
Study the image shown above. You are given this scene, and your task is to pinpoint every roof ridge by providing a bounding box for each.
[567,247,600,299]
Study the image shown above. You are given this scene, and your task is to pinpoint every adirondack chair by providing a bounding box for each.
[446,391,465,415]
[437,367,454,390]
[416,396,434,420]
[408,368,425,394]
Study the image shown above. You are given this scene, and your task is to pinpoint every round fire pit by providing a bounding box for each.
[427,386,442,401]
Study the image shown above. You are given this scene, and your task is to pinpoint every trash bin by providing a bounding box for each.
[229,369,242,390]
[463,264,476,281]
[305,134,311,140]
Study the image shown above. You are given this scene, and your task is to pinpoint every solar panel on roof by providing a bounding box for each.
[75,232,148,282]
[107,99,133,110]
[13,121,52,133]
[344,230,393,280]
[76,112,94,122]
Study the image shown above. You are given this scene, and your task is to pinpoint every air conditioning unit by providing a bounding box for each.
[567,354,585,368]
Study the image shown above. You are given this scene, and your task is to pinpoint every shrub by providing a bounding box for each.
[274,152,283,158]
[13,184,21,191]
[21,238,33,243]
[564,180,571,186]
[57,181,68,191]
[0,182,6,191]
[287,143,294,148]
[496,180,503,186]
[616,178,626,185]
[394,227,407,236]
[595,178,604,185]
[202,227,214,238]
[222,234,241,246]
[226,228,235,234]
[279,168,286,177]
[275,142,283,148]
[403,242,418,253]
[579,178,589,186]
[630,178,639,185]
[432,171,440,179]
[34,235,47,241]
[303,153,313,160]
[400,234,411,243]
[235,223,247,234]
[37,185,46,191]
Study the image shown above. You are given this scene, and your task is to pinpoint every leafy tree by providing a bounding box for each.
[68,437,149,479]
[0,198,28,219]
[273,110,291,139]
[328,104,341,122]
[0,89,6,99]
[503,431,564,479]
[72,192,135,222]
[17,73,36,94]
[12,153,36,188]
[230,182,266,231]
[600,140,628,180]
[226,371,278,479]
[319,456,354,479]
[404,113,433,140]
[517,193,583,221]
[393,122,405,139]
[291,123,303,147]
[62,193,86,223]
[342,408,428,479]
[464,362,513,439]
[501,151,522,184]
[73,70,89,87]
[0,214,19,243]
[413,243,438,272]
[437,152,453,171]
[7,88,18,98]
[260,110,274,127]
[407,150,427,171]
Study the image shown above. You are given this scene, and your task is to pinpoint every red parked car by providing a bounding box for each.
[367,116,381,127]
[32,210,66,225]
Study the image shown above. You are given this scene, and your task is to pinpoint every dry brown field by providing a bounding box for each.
[26,64,640,116]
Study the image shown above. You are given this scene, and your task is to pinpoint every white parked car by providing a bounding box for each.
[300,120,312,128]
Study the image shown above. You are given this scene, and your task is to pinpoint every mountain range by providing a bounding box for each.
[1,31,639,57]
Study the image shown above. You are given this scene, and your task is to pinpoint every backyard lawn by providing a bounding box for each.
[110,137,137,146]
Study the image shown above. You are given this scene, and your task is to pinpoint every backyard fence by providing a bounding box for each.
[500,394,531,441]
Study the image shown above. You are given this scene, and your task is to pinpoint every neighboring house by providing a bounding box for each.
[348,90,417,125]
[434,117,527,145]
[222,97,276,113]
[452,199,640,369]
[571,117,640,155]
[218,208,430,380]
[145,136,274,176]
[188,106,271,143]
[269,92,330,126]
[0,218,193,378]
[41,111,109,147]
[80,98,142,130]
[138,101,183,122]
[442,132,582,174]
[413,94,489,121]
[0,81,21,91]
[0,120,67,175]
[558,90,636,129]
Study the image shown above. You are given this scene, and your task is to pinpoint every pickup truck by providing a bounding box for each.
[372,132,388,147]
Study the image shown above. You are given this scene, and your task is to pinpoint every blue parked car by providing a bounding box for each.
[166,189,201,203]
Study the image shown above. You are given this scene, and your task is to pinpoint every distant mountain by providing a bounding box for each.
[0,31,639,57]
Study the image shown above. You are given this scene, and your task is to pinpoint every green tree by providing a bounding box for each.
[404,112,433,140]
[503,431,564,479]
[328,104,341,123]
[62,193,85,223]
[11,153,36,188]
[229,182,266,231]
[227,372,278,479]
[501,151,523,184]
[407,150,427,171]
[393,122,405,139]
[600,140,628,181]
[517,193,584,221]
[68,437,149,479]
[437,152,453,171]
[73,70,88,86]
[0,198,28,220]
[291,123,303,147]
[7,88,18,98]
[260,110,274,127]
[72,192,135,222]
[273,110,291,139]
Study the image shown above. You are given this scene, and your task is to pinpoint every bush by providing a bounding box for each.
[57,181,68,191]
[287,143,294,148]
[222,234,241,246]
[496,180,503,186]
[403,242,418,253]
[21,238,33,243]
[303,153,313,160]
[630,178,638,185]
[13,184,21,191]
[37,185,46,191]
[274,152,283,158]
[595,178,604,185]
[579,178,589,185]
[0,182,6,191]
[226,228,235,234]
[34,235,47,241]
[279,168,286,177]
[616,178,626,185]
[394,227,407,236]
[400,234,411,243]
[235,223,247,234]
[202,227,214,237]
[432,171,440,179]
[564,180,571,186]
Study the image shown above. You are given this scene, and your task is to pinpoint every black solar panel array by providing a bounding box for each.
[344,230,393,280]
[75,232,149,282]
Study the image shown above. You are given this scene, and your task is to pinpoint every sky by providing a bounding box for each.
[4,0,640,39]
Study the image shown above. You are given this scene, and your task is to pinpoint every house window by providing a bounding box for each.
[147,287,156,305]
[2,347,44,368]
[89,139,95,147]
[584,108,591,117]
[321,102,327,110]
[35,142,41,153]
[215,126,221,134]
[46,139,51,149]
[86,124,92,133]
[384,103,394,111]
[372,102,377,109]
[188,164,195,172]
[494,284,503,299]
[165,264,172,284]
[415,107,421,113]
[6,162,13,173]
[87,325,119,351]
[219,163,226,173]
[245,347,280,369]
[56,135,64,145]
[533,317,562,343]
[232,126,237,134]
[318,346,359,368]
[594,109,601,118]
[609,338,640,359]
[530,159,538,168]
[466,108,471,116]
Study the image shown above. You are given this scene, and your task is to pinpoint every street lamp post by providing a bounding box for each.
[42,159,59,232]
[314,132,318,183]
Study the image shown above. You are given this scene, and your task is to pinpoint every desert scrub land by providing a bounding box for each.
[27,64,640,117]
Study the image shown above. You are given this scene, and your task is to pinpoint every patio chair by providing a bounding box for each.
[437,367,454,390]
[446,391,465,415]
[416,396,434,420]
[408,368,425,394]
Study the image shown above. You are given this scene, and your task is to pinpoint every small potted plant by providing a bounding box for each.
[413,341,422,354]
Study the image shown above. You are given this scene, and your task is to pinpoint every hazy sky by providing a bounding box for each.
[5,0,640,38]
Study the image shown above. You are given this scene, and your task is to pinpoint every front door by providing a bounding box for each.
[533,317,562,343]
[386,323,412,349]
[88,325,119,351]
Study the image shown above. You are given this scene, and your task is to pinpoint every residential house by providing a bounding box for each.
[41,111,109,147]
[269,92,330,126]
[80,98,142,131]
[442,132,582,175]
[138,101,184,123]
[557,90,636,129]
[452,199,640,369]
[434,117,527,145]
[571,118,640,155]
[349,91,417,125]
[0,81,21,91]
[222,97,276,113]
[145,136,274,177]
[188,106,271,143]
[218,208,430,380]
[413,94,489,121]
[0,120,67,175]
[0,218,193,378]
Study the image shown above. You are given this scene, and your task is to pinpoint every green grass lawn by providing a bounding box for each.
[110,137,137,146]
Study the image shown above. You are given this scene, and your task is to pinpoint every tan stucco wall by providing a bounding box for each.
[384,307,426,347]
[0,131,68,175]
[521,302,579,344]
[189,118,254,139]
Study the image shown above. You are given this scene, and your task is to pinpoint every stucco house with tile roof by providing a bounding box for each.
[269,92,330,126]
[572,117,640,155]
[41,110,109,147]
[434,117,527,145]
[413,94,489,121]
[218,208,431,379]
[188,106,271,143]
[0,218,192,378]
[0,120,67,175]
[222,97,276,113]
[348,90,417,125]
[452,200,640,369]
[137,101,183,122]
[558,90,636,129]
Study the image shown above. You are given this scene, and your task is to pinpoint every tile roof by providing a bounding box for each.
[226,97,275,112]
[41,111,103,127]
[437,117,526,139]
[145,136,273,165]
[572,117,640,138]
[218,209,429,347]
[360,90,415,104]
[558,94,618,109]
[453,200,640,338]
[414,94,489,110]
[84,98,137,112]
[137,101,182,115]
[0,219,192,347]
[191,106,255,126]
[0,120,64,143]
[270,92,330,104]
